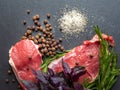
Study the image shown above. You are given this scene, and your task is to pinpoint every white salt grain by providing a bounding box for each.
[58,9,87,35]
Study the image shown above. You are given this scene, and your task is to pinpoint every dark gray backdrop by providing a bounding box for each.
[0,0,120,90]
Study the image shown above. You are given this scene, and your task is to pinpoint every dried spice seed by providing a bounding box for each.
[28,35,32,40]
[37,22,41,27]
[60,46,65,51]
[52,51,56,55]
[37,33,41,37]
[55,45,58,49]
[5,79,9,83]
[31,36,35,40]
[27,26,31,30]
[41,39,46,43]
[44,48,48,53]
[46,28,50,32]
[47,13,51,19]
[38,38,42,43]
[7,70,11,75]
[24,33,28,36]
[34,20,38,25]
[43,34,47,38]
[36,26,40,31]
[43,19,48,25]
[51,47,56,51]
[21,36,27,40]
[36,14,40,20]
[49,26,52,29]
[23,20,26,25]
[46,44,49,48]
[35,35,40,40]
[59,38,62,42]
[31,26,35,31]
[39,26,43,31]
[18,85,22,89]
[45,24,50,28]
[33,15,37,21]
[58,44,61,47]
[42,44,46,48]
[26,10,30,14]
[12,79,15,83]
[39,44,42,49]
[26,30,32,35]
[48,48,52,51]
[34,39,38,44]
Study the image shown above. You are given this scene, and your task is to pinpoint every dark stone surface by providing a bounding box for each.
[0,0,120,90]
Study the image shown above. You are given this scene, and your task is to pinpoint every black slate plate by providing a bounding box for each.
[0,0,120,90]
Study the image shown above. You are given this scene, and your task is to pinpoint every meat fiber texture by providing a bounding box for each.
[48,34,114,83]
[9,39,42,90]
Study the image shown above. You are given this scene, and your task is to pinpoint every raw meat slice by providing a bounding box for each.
[48,34,114,83]
[9,39,42,90]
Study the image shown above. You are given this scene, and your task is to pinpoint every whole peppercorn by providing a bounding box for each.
[34,39,38,44]
[33,15,37,21]
[34,20,38,25]
[7,69,11,75]
[47,13,51,19]
[12,79,15,83]
[59,38,62,42]
[21,36,27,40]
[23,20,26,25]
[26,10,30,14]
[26,29,32,35]
[36,14,40,20]
[27,26,31,30]
[5,79,9,83]
[31,25,35,31]
[43,19,48,25]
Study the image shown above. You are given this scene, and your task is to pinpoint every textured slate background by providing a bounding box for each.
[0,0,120,90]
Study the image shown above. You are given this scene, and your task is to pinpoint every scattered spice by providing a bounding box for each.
[12,79,15,83]
[58,9,87,35]
[43,19,48,25]
[7,69,11,75]
[5,79,9,83]
[47,13,51,18]
[23,20,26,25]
[26,10,30,14]
[18,85,22,89]
[21,13,64,57]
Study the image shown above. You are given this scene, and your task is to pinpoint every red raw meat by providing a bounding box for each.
[9,39,42,90]
[48,34,114,83]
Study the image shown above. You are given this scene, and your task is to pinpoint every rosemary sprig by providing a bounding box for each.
[84,25,120,90]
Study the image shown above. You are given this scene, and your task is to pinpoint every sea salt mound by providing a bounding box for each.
[58,9,87,35]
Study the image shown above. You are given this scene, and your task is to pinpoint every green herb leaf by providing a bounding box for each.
[84,25,120,90]
[41,51,70,72]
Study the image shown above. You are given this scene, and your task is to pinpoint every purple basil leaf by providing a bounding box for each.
[22,80,39,90]
[48,68,54,76]
[71,66,86,81]
[39,82,54,90]
[31,68,37,76]
[62,59,71,76]
[73,82,84,90]
[35,71,48,84]
[50,77,65,87]
[58,85,71,90]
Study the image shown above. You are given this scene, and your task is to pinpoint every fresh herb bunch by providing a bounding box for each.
[84,26,120,90]
[23,60,87,90]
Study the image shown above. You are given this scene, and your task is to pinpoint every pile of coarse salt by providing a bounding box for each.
[58,9,87,35]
